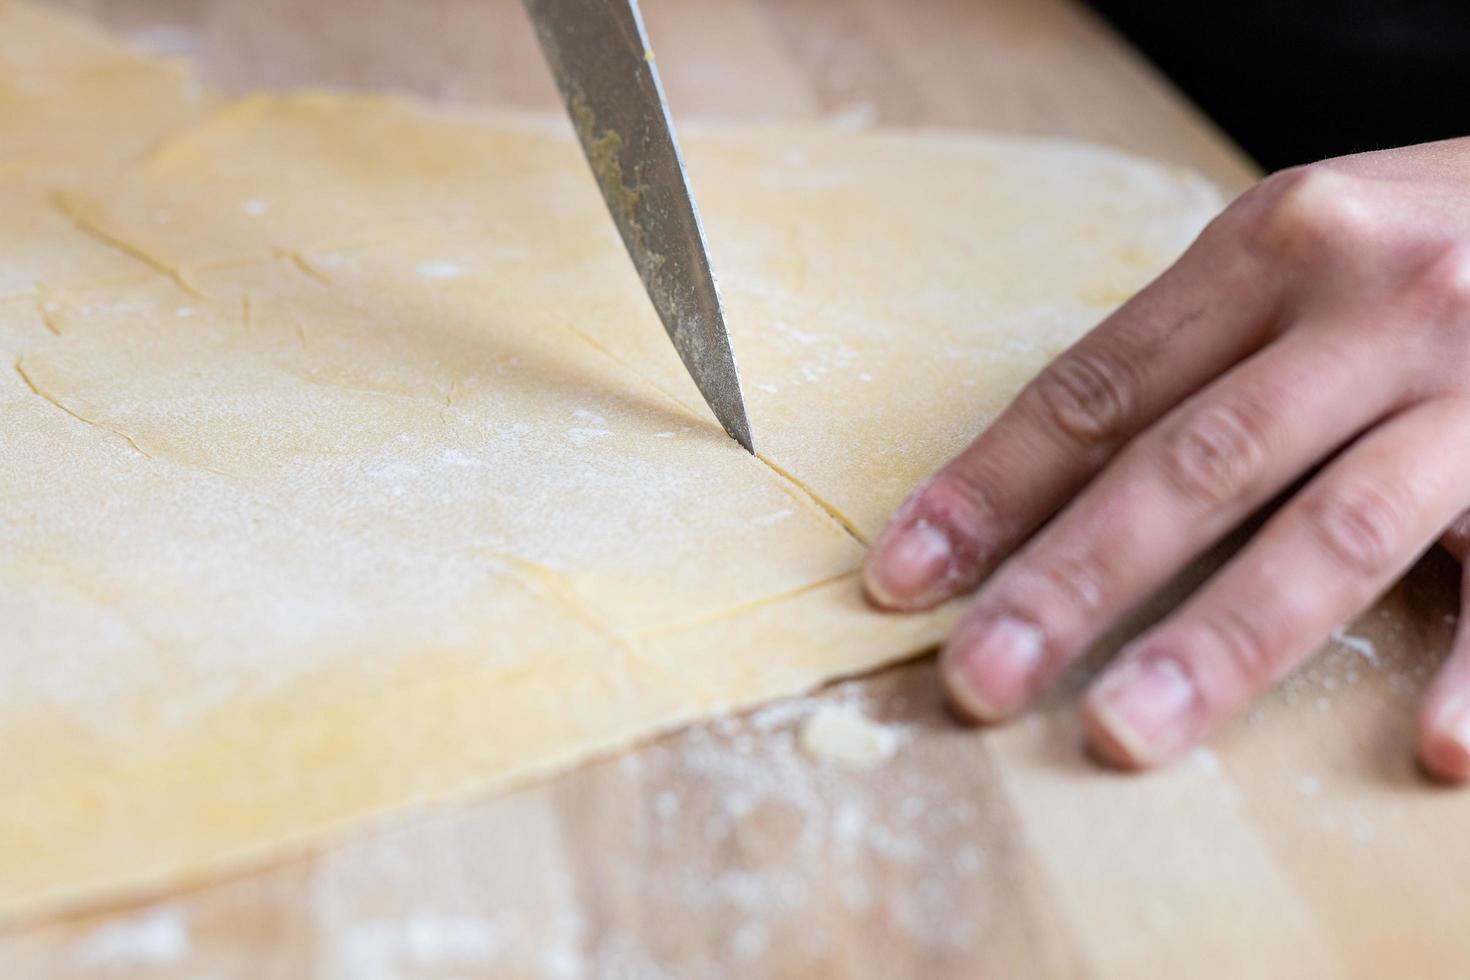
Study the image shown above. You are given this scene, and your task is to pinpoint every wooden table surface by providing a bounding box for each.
[10,2,1469,978]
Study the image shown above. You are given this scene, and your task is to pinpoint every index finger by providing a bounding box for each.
[863,211,1280,611]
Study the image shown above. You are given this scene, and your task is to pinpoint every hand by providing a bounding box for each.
[862,138,1470,780]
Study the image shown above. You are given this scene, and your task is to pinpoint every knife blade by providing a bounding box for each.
[522,0,754,453]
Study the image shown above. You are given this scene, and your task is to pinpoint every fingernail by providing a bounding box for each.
[1090,656,1199,763]
[865,520,953,607]
[943,615,1045,721]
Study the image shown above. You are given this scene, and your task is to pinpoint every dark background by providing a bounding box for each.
[1086,0,1470,171]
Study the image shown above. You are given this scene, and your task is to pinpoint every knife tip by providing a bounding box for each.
[732,422,755,456]
[719,404,755,456]
[697,355,755,454]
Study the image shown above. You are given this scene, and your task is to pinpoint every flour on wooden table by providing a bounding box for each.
[70,906,189,968]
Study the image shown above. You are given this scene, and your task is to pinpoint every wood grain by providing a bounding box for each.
[10,2,1466,978]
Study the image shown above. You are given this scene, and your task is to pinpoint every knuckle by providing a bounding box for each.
[1201,605,1278,690]
[1161,400,1270,507]
[1033,552,1108,615]
[1030,349,1136,447]
[1417,244,1470,322]
[1305,482,1404,574]
[1250,165,1371,260]
[990,549,1110,640]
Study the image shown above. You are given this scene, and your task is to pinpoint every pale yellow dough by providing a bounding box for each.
[0,1,1221,919]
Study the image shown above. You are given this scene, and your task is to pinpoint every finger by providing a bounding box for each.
[1440,510,1470,561]
[863,213,1282,612]
[1419,610,1470,782]
[940,325,1405,722]
[1419,576,1470,781]
[1082,398,1470,769]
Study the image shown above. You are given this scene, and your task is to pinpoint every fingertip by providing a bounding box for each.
[1417,701,1470,783]
[938,641,1004,725]
[1418,741,1470,784]
[862,519,955,612]
[1082,654,1201,771]
[939,615,1048,724]
[861,560,924,612]
[1081,687,1154,771]
[940,668,993,726]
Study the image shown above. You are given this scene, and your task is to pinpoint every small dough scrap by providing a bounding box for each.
[800,704,902,770]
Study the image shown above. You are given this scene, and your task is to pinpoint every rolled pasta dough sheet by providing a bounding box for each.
[0,1,1220,919]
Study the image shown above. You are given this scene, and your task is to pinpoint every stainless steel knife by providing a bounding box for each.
[522,0,755,453]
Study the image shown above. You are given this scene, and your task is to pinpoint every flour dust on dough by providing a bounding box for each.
[0,1,1220,920]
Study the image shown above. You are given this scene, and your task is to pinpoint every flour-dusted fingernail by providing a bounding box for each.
[864,519,953,607]
[943,615,1045,721]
